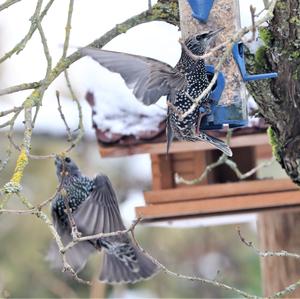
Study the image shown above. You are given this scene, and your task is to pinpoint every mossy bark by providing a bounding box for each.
[246,0,300,185]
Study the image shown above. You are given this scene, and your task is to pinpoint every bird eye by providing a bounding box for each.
[196,33,208,41]
[65,157,71,163]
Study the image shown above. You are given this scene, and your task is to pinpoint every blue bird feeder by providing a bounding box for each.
[232,42,278,81]
[199,65,248,130]
[187,0,214,23]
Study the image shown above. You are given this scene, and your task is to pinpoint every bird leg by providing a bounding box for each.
[195,111,208,135]
[167,101,183,118]
[196,102,212,134]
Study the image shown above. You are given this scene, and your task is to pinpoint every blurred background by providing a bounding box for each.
[0,0,288,298]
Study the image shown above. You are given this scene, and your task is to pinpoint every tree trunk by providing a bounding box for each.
[246,0,300,185]
[246,1,300,297]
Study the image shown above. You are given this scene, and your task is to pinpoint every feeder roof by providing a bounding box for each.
[86,91,267,149]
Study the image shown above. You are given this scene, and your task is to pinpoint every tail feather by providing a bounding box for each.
[201,132,232,156]
[99,247,159,284]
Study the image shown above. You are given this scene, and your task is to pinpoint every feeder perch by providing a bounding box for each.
[232,42,278,81]
[187,0,214,23]
[200,65,248,130]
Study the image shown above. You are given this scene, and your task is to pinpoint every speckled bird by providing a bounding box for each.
[48,156,159,284]
[81,29,232,156]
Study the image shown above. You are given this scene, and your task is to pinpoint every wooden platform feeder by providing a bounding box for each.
[98,132,300,222]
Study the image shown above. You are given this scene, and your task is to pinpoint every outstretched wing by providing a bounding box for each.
[47,208,95,273]
[73,175,126,238]
[81,48,186,105]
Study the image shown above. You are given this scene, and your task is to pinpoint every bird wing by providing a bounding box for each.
[47,208,95,273]
[81,47,187,105]
[73,175,126,238]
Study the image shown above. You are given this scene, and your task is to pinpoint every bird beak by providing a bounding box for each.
[204,27,224,48]
[207,27,224,39]
[54,155,62,167]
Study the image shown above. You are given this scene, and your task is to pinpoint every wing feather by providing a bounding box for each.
[81,48,186,105]
[48,208,95,273]
[73,175,126,238]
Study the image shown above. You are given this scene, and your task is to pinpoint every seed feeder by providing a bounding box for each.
[232,42,278,81]
[200,65,248,130]
[187,0,215,23]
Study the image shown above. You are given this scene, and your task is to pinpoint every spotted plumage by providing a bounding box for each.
[80,28,232,156]
[48,156,159,284]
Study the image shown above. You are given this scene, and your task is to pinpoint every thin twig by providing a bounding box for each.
[56,91,72,141]
[0,81,41,96]
[0,0,44,63]
[61,0,84,152]
[0,0,22,12]
[225,157,276,180]
[238,227,300,260]
[61,0,74,60]
[0,106,22,117]
[36,16,52,78]
[249,5,257,42]
[130,228,256,298]
[63,218,142,253]
[17,193,90,285]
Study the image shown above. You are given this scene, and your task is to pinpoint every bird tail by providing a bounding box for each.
[99,246,159,284]
[201,132,232,156]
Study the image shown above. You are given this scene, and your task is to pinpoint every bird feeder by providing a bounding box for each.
[187,0,215,22]
[179,0,249,133]
[232,42,278,81]
[201,52,278,130]
[88,0,298,223]
[201,65,248,130]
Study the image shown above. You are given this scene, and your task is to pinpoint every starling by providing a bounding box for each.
[48,156,159,284]
[81,29,232,156]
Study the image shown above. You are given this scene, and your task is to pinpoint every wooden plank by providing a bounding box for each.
[136,190,300,220]
[144,179,297,204]
[256,143,272,159]
[209,147,256,183]
[99,133,269,157]
[151,154,174,190]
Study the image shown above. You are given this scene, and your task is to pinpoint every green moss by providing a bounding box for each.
[150,2,179,24]
[259,27,272,47]
[289,16,300,26]
[291,50,300,59]
[254,46,267,70]
[292,68,299,80]
[116,24,129,34]
[267,127,281,161]
[276,1,287,10]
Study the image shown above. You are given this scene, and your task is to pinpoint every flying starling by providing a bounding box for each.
[81,29,232,156]
[48,156,159,284]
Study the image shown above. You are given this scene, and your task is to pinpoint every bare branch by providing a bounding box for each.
[63,218,142,253]
[61,0,74,60]
[249,5,256,42]
[0,82,41,96]
[130,227,256,298]
[0,0,22,12]
[238,227,300,260]
[36,15,52,78]
[56,91,72,141]
[225,157,276,180]
[0,0,44,63]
